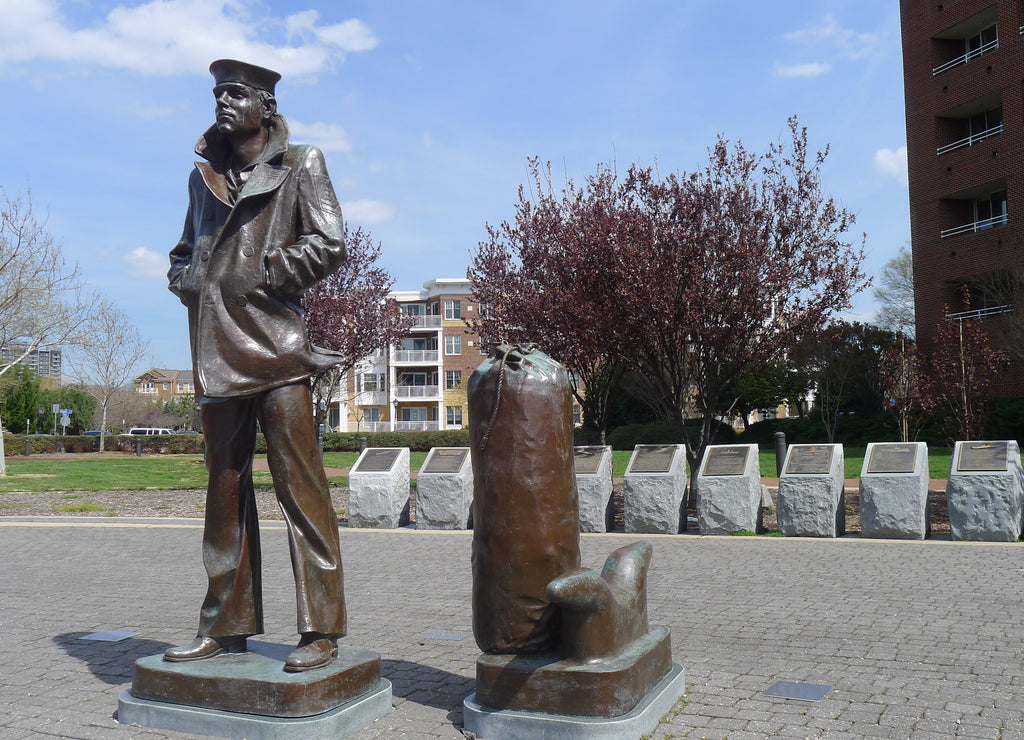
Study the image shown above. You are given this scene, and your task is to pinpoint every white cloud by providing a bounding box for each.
[774,62,831,78]
[874,146,908,184]
[121,247,167,279]
[783,15,882,61]
[289,120,352,153]
[0,0,378,77]
[342,199,396,224]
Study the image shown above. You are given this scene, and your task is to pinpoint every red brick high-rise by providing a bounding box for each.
[900,0,1024,395]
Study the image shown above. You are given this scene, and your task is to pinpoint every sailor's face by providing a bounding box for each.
[213,83,263,136]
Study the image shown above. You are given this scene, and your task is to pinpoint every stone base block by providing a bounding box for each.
[474,625,672,718]
[128,642,382,717]
[118,678,391,740]
[464,662,684,740]
[860,478,929,540]
[948,475,1024,542]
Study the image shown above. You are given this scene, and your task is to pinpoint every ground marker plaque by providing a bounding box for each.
[784,445,834,475]
[354,448,401,473]
[956,441,1009,472]
[866,443,919,474]
[628,445,677,474]
[422,448,469,474]
[701,446,750,476]
[574,446,607,475]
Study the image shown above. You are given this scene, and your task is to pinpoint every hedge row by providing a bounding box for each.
[4,429,473,456]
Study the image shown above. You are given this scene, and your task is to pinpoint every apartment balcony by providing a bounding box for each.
[393,350,440,364]
[394,385,440,399]
[353,390,388,406]
[946,304,1013,320]
[936,123,1003,155]
[354,421,391,432]
[940,213,1007,238]
[393,421,441,432]
[933,38,998,75]
[407,315,443,330]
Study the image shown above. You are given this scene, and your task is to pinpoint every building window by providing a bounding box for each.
[572,404,582,426]
[445,335,462,355]
[965,24,998,57]
[363,407,381,423]
[447,406,463,426]
[974,190,1007,228]
[360,372,386,392]
[445,370,462,389]
[402,303,425,316]
[444,300,461,320]
[478,302,494,319]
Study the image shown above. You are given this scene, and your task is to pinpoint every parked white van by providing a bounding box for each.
[125,427,175,436]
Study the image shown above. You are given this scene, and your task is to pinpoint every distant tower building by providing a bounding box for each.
[0,344,62,381]
[900,0,1024,394]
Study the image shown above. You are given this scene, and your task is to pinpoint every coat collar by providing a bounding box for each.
[194,115,291,207]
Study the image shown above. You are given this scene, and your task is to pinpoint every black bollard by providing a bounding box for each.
[24,438,31,457]
[359,436,367,452]
[774,431,787,476]
[135,438,143,457]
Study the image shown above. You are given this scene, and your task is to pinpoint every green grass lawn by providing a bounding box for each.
[0,445,975,494]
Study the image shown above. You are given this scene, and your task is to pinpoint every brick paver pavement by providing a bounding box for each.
[1,518,1023,739]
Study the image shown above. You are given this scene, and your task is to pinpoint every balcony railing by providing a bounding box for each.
[354,390,388,406]
[933,38,998,75]
[946,304,1014,321]
[406,315,443,328]
[393,350,439,363]
[940,213,1007,238]
[354,421,391,432]
[936,123,1003,155]
[394,385,440,398]
[394,421,441,432]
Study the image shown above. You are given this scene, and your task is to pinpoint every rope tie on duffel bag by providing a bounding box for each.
[479,343,536,451]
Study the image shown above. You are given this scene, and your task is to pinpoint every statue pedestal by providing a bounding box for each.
[464,626,683,739]
[464,663,683,740]
[118,641,390,740]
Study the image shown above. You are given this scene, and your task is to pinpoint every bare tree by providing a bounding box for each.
[68,299,150,451]
[0,190,96,473]
[873,243,915,338]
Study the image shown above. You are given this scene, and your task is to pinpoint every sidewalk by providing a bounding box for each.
[1,517,1023,739]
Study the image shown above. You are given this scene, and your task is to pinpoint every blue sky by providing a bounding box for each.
[1,0,908,369]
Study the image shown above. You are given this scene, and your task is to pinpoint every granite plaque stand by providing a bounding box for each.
[348,447,410,528]
[947,440,1024,542]
[623,444,687,534]
[575,445,614,532]
[416,447,473,529]
[118,641,391,740]
[777,444,846,537]
[859,442,929,539]
[696,444,762,535]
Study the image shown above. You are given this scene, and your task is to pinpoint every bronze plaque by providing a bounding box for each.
[957,441,1009,472]
[422,448,469,474]
[354,448,401,473]
[701,446,750,476]
[573,446,608,475]
[784,445,834,475]
[866,443,919,474]
[628,445,677,474]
